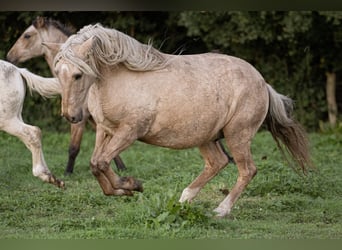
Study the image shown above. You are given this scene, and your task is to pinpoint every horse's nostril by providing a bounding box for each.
[65,111,83,124]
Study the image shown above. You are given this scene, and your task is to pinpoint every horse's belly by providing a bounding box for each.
[140,119,222,149]
[140,133,209,149]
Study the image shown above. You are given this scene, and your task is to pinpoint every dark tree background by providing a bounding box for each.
[0,11,341,131]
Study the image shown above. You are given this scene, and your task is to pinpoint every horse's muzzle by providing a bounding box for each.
[62,111,83,124]
[6,53,19,65]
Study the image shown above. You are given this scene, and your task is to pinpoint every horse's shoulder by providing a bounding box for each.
[88,84,105,123]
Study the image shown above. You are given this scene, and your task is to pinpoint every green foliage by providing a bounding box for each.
[319,120,342,133]
[145,192,211,230]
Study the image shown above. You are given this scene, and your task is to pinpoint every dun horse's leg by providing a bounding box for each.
[90,126,142,195]
[66,116,127,175]
[213,131,257,217]
[88,115,127,171]
[3,119,64,188]
[65,122,86,175]
[179,141,230,203]
[113,156,127,171]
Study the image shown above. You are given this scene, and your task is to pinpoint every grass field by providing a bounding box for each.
[0,128,341,239]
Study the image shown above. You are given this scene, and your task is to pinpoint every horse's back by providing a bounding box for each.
[161,52,268,118]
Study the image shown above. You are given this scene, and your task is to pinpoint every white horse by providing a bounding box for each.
[54,24,313,217]
[0,59,64,188]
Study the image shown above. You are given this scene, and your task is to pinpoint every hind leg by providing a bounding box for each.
[179,141,230,203]
[2,118,64,188]
[213,127,259,217]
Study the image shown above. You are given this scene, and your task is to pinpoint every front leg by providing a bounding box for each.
[90,124,143,196]
[65,121,86,175]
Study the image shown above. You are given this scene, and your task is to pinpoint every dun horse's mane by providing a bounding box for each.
[55,23,170,77]
[33,17,75,37]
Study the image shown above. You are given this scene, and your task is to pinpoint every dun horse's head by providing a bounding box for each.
[7,25,43,64]
[7,16,57,64]
[53,37,96,123]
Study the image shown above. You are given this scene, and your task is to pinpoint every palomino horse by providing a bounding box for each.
[0,59,64,188]
[7,16,127,175]
[54,24,313,217]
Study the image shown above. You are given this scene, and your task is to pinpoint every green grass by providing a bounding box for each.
[0,129,341,239]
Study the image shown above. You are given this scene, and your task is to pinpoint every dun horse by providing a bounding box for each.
[54,24,313,217]
[0,59,64,188]
[7,16,126,175]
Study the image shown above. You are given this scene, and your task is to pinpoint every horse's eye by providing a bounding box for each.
[24,34,31,39]
[74,73,82,81]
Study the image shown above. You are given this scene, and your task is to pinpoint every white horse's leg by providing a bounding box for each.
[2,118,64,188]
[179,141,229,203]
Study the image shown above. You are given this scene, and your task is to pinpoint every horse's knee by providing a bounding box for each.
[30,125,41,137]
[90,159,110,176]
[23,126,42,149]
[246,162,257,179]
[90,160,100,176]
[238,166,257,184]
[98,160,110,171]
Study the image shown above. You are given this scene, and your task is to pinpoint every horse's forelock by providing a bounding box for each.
[54,46,97,78]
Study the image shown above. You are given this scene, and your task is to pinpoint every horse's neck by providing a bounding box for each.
[41,31,69,76]
[44,52,57,75]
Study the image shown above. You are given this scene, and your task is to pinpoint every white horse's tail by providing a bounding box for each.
[18,68,61,98]
[265,84,314,174]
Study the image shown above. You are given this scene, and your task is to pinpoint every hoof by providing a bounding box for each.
[213,207,230,218]
[120,176,143,192]
[64,170,73,176]
[49,174,65,189]
[113,189,134,196]
[57,179,65,189]
[133,179,143,192]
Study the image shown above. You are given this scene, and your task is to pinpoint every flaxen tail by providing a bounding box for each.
[18,68,61,98]
[265,84,314,174]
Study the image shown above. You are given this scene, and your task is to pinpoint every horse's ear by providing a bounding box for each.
[77,36,95,56]
[42,42,62,54]
[33,16,46,28]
